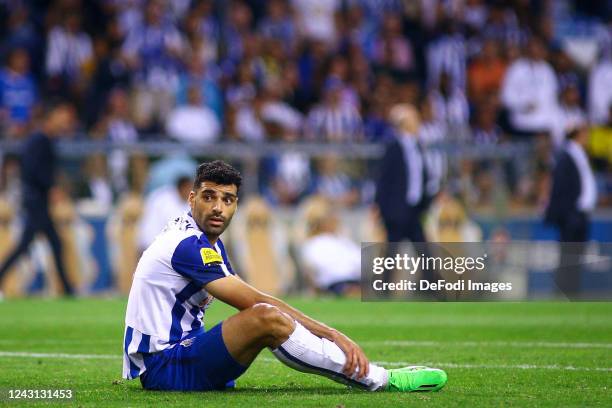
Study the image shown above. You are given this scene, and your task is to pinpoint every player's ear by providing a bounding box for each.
[188,190,195,206]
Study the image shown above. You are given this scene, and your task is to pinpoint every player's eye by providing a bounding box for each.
[224,197,234,205]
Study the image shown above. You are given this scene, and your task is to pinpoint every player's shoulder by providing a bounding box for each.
[145,213,205,256]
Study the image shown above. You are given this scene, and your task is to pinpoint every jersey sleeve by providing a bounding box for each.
[171,235,227,287]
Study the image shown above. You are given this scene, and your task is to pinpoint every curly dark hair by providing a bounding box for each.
[193,160,242,191]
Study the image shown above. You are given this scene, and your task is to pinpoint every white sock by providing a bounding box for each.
[271,322,388,391]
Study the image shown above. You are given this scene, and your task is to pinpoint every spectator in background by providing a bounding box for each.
[545,126,597,298]
[461,0,488,32]
[470,103,507,206]
[552,50,582,95]
[467,39,506,106]
[92,88,138,143]
[226,61,257,108]
[326,55,360,109]
[91,88,139,197]
[305,78,363,142]
[339,3,376,57]
[184,0,219,69]
[501,36,558,135]
[1,5,40,64]
[0,102,77,296]
[121,0,186,130]
[235,90,266,142]
[551,83,586,149]
[114,0,145,38]
[176,58,223,122]
[258,37,287,91]
[83,32,131,127]
[299,195,361,296]
[138,176,191,251]
[482,2,526,49]
[419,96,447,198]
[220,0,254,72]
[258,0,296,52]
[259,79,303,138]
[472,103,503,145]
[166,86,220,143]
[312,154,360,208]
[292,0,340,44]
[346,44,373,107]
[190,0,220,50]
[0,48,37,139]
[588,53,612,125]
[589,104,612,174]
[372,13,415,75]
[429,71,469,128]
[75,154,114,209]
[363,89,394,143]
[45,12,93,98]
[259,146,312,206]
[426,18,467,91]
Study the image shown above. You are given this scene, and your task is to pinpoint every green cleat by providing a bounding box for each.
[385,366,447,392]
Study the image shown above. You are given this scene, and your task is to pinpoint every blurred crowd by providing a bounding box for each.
[0,0,611,209]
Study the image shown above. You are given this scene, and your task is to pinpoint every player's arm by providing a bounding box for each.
[205,275,370,377]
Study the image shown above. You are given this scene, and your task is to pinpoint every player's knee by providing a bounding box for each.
[250,303,293,339]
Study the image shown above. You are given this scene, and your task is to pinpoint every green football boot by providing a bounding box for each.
[385,366,447,392]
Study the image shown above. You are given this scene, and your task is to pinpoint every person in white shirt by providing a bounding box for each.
[300,196,361,296]
[137,176,192,251]
[428,72,469,127]
[166,87,220,143]
[291,0,340,44]
[588,56,612,125]
[45,13,93,82]
[501,36,558,134]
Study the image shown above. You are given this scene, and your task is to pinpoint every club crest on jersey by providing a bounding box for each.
[180,338,195,347]
[200,248,223,265]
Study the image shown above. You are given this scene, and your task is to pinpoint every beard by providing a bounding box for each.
[201,214,230,237]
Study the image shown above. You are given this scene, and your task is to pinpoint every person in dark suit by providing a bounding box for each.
[0,102,77,296]
[374,104,436,290]
[375,104,433,243]
[544,126,597,297]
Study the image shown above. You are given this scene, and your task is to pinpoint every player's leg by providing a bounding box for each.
[223,303,388,390]
[223,303,445,392]
[221,302,296,366]
[139,303,294,391]
[41,215,74,295]
[222,303,390,390]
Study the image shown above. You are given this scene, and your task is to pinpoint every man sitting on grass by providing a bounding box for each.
[123,160,447,392]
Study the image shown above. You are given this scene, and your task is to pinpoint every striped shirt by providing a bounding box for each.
[305,103,363,142]
[122,212,234,380]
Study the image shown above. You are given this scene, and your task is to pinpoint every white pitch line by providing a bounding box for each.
[1,351,611,373]
[360,340,612,349]
[0,351,117,360]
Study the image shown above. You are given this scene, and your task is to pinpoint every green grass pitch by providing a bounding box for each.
[0,298,611,407]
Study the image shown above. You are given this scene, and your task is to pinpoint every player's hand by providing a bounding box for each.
[331,331,369,379]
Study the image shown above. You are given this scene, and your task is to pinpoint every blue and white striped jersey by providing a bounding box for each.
[122,212,234,380]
